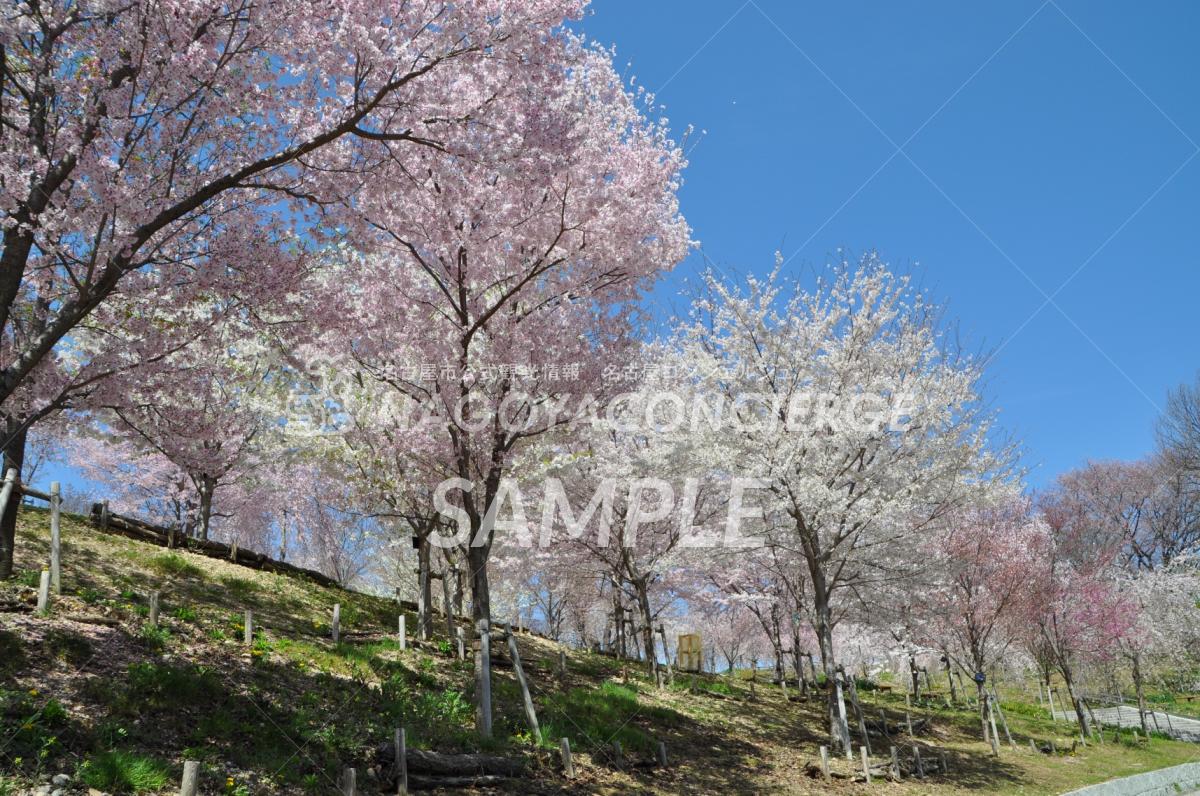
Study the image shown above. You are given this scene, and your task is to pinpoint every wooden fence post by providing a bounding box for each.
[913,746,924,779]
[49,481,62,594]
[506,629,540,739]
[456,626,465,660]
[180,760,200,796]
[986,694,1001,756]
[860,746,871,783]
[149,591,160,627]
[657,741,668,768]
[560,737,575,778]
[991,687,1015,747]
[939,749,948,775]
[36,569,50,612]
[332,603,340,643]
[476,619,493,738]
[441,572,454,640]
[819,746,830,783]
[100,499,110,528]
[395,727,408,795]
[244,609,253,644]
[398,615,406,651]
[612,740,623,768]
[341,767,356,795]
[890,745,900,779]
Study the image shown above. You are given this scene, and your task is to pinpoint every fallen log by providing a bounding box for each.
[61,614,120,626]
[407,774,511,789]
[374,745,525,778]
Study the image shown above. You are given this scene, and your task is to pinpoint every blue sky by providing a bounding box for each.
[577,0,1200,487]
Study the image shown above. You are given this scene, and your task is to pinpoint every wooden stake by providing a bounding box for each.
[180,760,200,796]
[332,603,340,643]
[890,745,900,780]
[913,746,924,779]
[341,767,356,795]
[1029,738,1038,753]
[49,482,62,594]
[986,694,1001,756]
[244,609,253,644]
[441,570,454,640]
[398,615,406,650]
[395,728,408,795]
[506,629,540,739]
[819,745,830,782]
[149,591,160,627]
[36,569,50,612]
[939,750,948,774]
[560,737,575,778]
[991,687,1015,747]
[657,741,668,768]
[860,746,871,783]
[476,619,493,738]
[612,740,623,768]
[456,626,465,660]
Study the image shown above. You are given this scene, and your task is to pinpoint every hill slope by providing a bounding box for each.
[1,507,1196,795]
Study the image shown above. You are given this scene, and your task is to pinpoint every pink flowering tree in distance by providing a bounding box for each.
[916,498,1044,749]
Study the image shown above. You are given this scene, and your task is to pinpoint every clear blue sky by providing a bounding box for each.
[577,0,1200,487]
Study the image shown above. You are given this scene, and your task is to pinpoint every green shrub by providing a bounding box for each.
[79,750,170,794]
[77,587,102,604]
[137,625,171,651]
[173,605,198,622]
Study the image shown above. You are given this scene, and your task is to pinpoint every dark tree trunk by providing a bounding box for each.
[634,581,661,687]
[1131,650,1149,733]
[0,416,27,579]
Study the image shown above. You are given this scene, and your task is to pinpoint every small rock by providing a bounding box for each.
[34,785,51,796]
[51,774,70,786]
[51,789,64,796]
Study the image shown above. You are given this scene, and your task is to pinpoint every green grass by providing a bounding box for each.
[79,750,171,794]
[148,553,204,579]
[538,682,681,756]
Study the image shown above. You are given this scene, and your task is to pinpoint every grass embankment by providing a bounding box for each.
[2,506,1197,794]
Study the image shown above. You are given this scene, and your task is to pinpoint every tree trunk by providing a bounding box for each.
[417,538,432,640]
[0,416,27,579]
[977,680,994,750]
[1132,650,1149,733]
[813,591,850,754]
[196,475,216,541]
[1060,663,1090,734]
[634,581,661,687]
[944,656,958,702]
[792,625,807,699]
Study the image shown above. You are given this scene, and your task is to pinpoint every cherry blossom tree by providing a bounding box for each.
[310,34,689,732]
[0,0,588,410]
[0,0,589,577]
[1020,517,1136,733]
[677,254,1016,753]
[916,499,1043,748]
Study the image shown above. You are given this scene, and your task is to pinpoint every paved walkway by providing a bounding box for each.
[1052,707,1200,742]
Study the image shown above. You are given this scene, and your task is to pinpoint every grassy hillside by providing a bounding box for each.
[1,507,1197,795]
